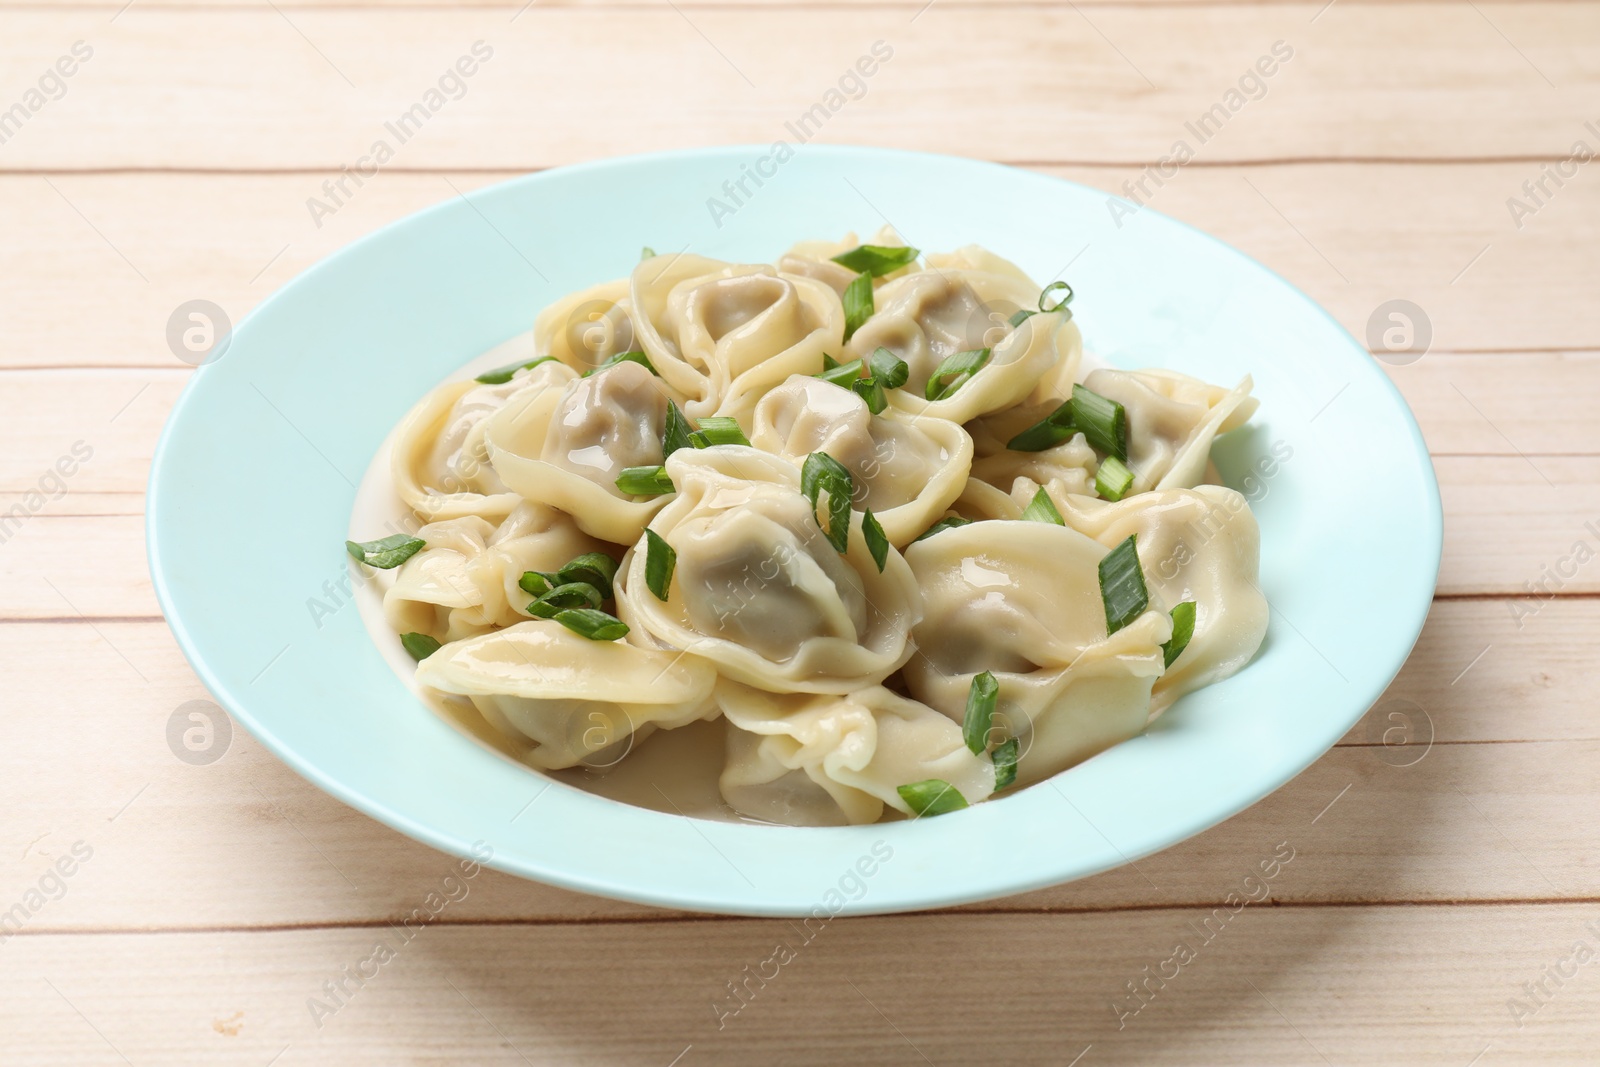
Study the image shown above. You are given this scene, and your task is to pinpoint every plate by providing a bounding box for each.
[147,146,1442,916]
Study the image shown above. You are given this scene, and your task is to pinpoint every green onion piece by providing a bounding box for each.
[474,355,559,385]
[822,352,841,370]
[583,350,658,378]
[1039,281,1074,312]
[861,510,889,572]
[1005,401,1075,452]
[913,516,972,542]
[688,416,750,448]
[615,465,675,497]
[842,271,874,341]
[1163,600,1197,668]
[1020,486,1065,526]
[641,246,656,260]
[1098,534,1149,635]
[800,451,853,554]
[923,348,992,401]
[830,244,920,277]
[991,738,1019,790]
[346,534,426,570]
[962,671,999,754]
[1094,455,1135,501]
[1008,308,1036,328]
[400,632,442,661]
[662,400,694,458]
[644,529,676,602]
[815,357,865,388]
[867,347,910,389]
[1071,384,1128,461]
[897,779,969,817]
[552,607,629,641]
[526,582,603,618]
[852,375,887,414]
[518,570,553,598]
[554,552,620,600]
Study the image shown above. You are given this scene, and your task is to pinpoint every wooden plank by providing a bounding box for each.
[0,7,1594,174]
[1,906,1596,1064]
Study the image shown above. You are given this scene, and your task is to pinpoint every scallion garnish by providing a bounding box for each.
[962,671,999,754]
[913,516,971,542]
[553,607,629,641]
[1020,486,1065,525]
[346,534,426,569]
[852,375,887,414]
[1039,280,1074,313]
[662,400,694,458]
[842,271,873,341]
[1163,600,1197,668]
[583,350,658,378]
[615,465,675,497]
[923,348,991,401]
[688,416,750,448]
[1006,401,1075,452]
[400,632,442,661]
[1098,534,1149,635]
[641,246,657,260]
[815,357,865,388]
[1094,455,1135,501]
[992,737,1019,790]
[645,529,676,602]
[830,244,920,277]
[1008,308,1036,328]
[1071,384,1128,461]
[526,581,604,618]
[520,552,620,601]
[861,510,889,572]
[898,779,969,817]
[868,347,910,389]
[474,355,559,385]
[800,451,853,553]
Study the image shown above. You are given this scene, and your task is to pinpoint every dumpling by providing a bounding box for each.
[846,268,1076,424]
[630,255,845,423]
[922,244,1040,289]
[384,502,609,643]
[777,227,919,296]
[1051,485,1268,713]
[716,682,996,827]
[391,360,577,521]
[749,374,973,547]
[1081,368,1258,493]
[969,429,1099,497]
[902,520,1171,786]
[614,446,922,693]
[532,278,638,374]
[414,620,719,769]
[483,358,676,543]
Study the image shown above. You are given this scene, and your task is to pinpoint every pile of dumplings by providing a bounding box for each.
[364,232,1269,828]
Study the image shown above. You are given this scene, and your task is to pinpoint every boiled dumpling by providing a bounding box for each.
[1082,368,1258,493]
[615,446,922,693]
[777,227,919,297]
[749,374,973,547]
[532,278,638,374]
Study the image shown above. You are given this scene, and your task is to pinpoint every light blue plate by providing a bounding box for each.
[147,146,1441,916]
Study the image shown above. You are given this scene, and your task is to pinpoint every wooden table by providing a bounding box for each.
[3,0,1597,1062]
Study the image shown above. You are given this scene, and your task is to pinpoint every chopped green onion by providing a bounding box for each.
[830,244,920,277]
[556,552,620,599]
[615,465,675,497]
[815,358,865,388]
[1098,534,1149,635]
[962,671,999,754]
[552,607,629,641]
[688,416,750,448]
[583,350,658,378]
[1008,308,1036,328]
[898,779,969,817]
[1163,600,1197,668]
[517,570,553,598]
[1020,486,1064,525]
[1071,384,1128,461]
[822,352,841,370]
[800,451,853,554]
[641,246,657,260]
[1006,401,1076,452]
[861,510,889,572]
[644,529,676,602]
[1094,455,1135,501]
[991,738,1019,790]
[1039,280,1074,313]
[474,355,559,385]
[346,534,426,570]
[842,271,873,341]
[852,375,888,414]
[913,516,972,542]
[400,632,442,661]
[662,400,694,458]
[868,347,910,389]
[923,348,991,401]
[526,581,603,618]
